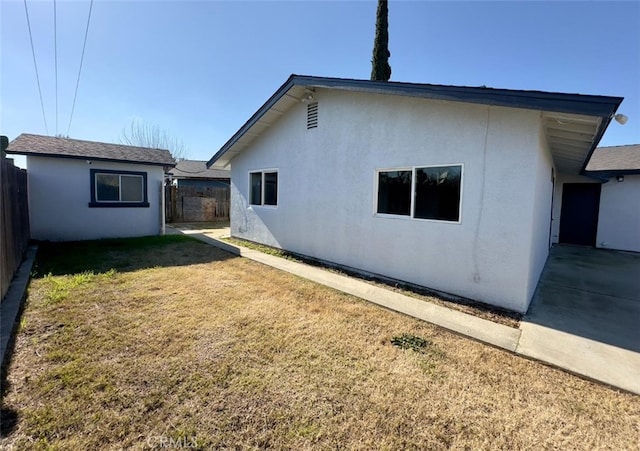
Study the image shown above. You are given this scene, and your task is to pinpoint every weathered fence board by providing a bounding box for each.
[1,151,30,301]
[165,185,230,222]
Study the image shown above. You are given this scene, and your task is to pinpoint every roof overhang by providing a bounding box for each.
[5,150,174,167]
[207,74,623,174]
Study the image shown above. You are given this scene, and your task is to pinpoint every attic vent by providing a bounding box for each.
[307,102,318,129]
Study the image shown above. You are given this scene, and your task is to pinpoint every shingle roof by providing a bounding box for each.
[6,133,175,166]
[586,144,640,173]
[168,160,230,179]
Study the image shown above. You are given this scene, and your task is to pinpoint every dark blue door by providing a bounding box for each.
[559,183,601,246]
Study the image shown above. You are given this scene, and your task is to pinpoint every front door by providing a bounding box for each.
[559,183,601,246]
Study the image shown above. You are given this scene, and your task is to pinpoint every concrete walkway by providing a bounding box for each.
[169,226,520,351]
[517,246,640,394]
[168,226,640,395]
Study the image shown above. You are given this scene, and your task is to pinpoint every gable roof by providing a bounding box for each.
[207,74,623,175]
[6,134,175,167]
[586,144,640,175]
[168,160,230,179]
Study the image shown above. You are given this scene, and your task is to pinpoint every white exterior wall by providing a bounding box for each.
[527,129,555,302]
[27,156,164,241]
[230,90,550,312]
[596,175,640,252]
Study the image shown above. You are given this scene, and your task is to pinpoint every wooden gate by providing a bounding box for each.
[165,185,230,223]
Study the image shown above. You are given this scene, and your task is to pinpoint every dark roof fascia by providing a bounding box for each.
[585,168,640,177]
[6,150,174,167]
[207,74,623,168]
[169,174,231,181]
[293,75,623,117]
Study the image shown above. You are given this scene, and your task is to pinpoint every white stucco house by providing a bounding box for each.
[549,144,639,253]
[6,134,175,241]
[207,75,624,313]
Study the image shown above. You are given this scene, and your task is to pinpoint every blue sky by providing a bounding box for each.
[2,1,639,166]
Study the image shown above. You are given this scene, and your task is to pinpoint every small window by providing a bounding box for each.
[249,170,278,207]
[90,169,149,208]
[375,165,462,222]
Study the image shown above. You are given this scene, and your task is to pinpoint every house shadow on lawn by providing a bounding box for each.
[31,234,236,278]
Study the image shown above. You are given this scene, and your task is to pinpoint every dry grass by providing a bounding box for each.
[222,236,521,327]
[1,236,638,450]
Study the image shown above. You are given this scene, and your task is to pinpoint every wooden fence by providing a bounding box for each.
[165,185,230,223]
[1,149,30,301]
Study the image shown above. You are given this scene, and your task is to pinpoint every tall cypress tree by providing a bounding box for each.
[370,0,391,81]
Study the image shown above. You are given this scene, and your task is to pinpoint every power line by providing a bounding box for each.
[66,0,94,137]
[54,0,58,135]
[23,0,49,135]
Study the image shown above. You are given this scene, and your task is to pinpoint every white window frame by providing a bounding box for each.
[95,173,144,203]
[248,169,279,208]
[374,163,464,224]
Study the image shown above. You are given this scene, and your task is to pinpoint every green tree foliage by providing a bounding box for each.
[370,0,391,81]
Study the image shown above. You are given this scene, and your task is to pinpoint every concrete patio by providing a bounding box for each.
[517,245,640,393]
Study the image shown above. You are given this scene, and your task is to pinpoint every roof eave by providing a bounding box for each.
[584,169,640,177]
[207,74,624,169]
[578,110,620,177]
[207,74,298,168]
[6,150,175,167]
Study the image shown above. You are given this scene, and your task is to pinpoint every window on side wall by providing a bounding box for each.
[375,165,462,222]
[249,170,278,207]
[89,169,149,207]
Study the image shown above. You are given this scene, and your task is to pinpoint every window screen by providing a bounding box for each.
[120,175,144,202]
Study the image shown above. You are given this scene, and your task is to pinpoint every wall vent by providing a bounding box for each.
[307,102,318,129]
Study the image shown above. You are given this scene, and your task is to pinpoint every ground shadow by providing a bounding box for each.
[525,245,640,352]
[31,234,236,279]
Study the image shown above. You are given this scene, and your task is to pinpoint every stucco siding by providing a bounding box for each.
[526,128,555,303]
[230,89,544,312]
[27,156,163,241]
[596,175,640,252]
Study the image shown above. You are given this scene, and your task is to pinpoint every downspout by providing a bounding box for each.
[161,179,166,235]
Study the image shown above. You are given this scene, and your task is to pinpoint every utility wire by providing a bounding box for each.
[23,0,49,135]
[54,0,58,135]
[66,0,94,137]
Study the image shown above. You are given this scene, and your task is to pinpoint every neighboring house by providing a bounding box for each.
[207,74,624,313]
[550,144,639,253]
[6,134,175,241]
[167,160,230,192]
